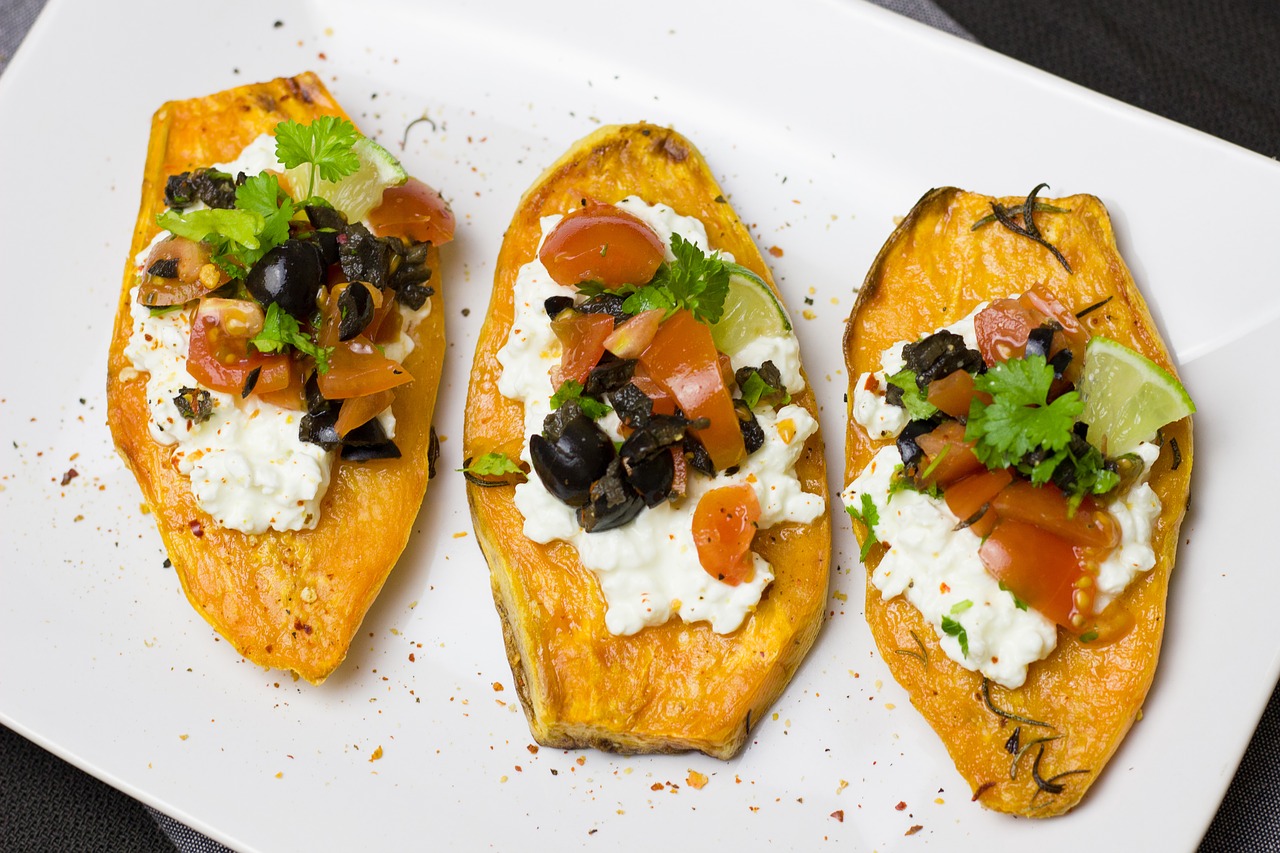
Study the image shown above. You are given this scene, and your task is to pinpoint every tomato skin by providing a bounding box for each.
[980,520,1087,630]
[335,389,395,437]
[639,310,745,471]
[186,300,290,396]
[973,286,1085,381]
[316,284,414,400]
[551,311,615,387]
[944,468,1013,539]
[368,177,456,245]
[991,481,1119,549]
[692,483,761,586]
[604,308,663,359]
[539,202,664,289]
[915,421,984,487]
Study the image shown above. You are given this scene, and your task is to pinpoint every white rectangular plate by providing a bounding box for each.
[2,1,1276,850]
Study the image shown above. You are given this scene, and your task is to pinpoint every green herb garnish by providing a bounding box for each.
[550,379,611,420]
[893,630,930,668]
[998,581,1029,611]
[845,492,880,562]
[619,233,732,324]
[982,678,1053,729]
[274,116,362,200]
[886,368,939,420]
[739,369,784,409]
[460,452,523,477]
[950,599,974,615]
[251,303,332,372]
[940,615,969,658]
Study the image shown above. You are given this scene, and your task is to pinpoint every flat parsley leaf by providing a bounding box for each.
[886,368,939,420]
[549,379,611,420]
[940,615,970,658]
[274,116,362,197]
[460,452,523,477]
[966,355,1082,469]
[251,303,332,372]
[845,492,881,562]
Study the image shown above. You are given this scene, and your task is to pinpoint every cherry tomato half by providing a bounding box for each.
[539,201,664,289]
[186,298,291,396]
[979,520,1088,631]
[369,178,456,246]
[316,284,414,400]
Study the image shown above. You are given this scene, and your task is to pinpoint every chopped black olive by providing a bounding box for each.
[164,168,240,210]
[577,458,644,532]
[427,427,440,479]
[246,239,326,320]
[340,418,401,460]
[306,204,348,232]
[1024,326,1056,360]
[337,282,376,341]
[299,408,342,450]
[578,293,629,324]
[339,223,396,289]
[734,399,765,454]
[684,433,716,477]
[397,279,435,312]
[1048,348,1073,378]
[902,330,985,388]
[542,399,584,441]
[608,382,654,429]
[544,295,575,319]
[241,366,261,398]
[147,258,180,279]
[619,430,675,507]
[530,415,615,506]
[173,387,213,423]
[583,359,636,398]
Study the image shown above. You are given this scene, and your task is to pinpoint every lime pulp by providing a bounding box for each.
[710,266,792,356]
[1077,336,1195,455]
[284,135,407,223]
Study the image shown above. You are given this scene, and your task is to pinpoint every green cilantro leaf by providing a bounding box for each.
[274,116,362,198]
[887,464,941,501]
[845,492,881,562]
[739,369,783,409]
[886,368,939,420]
[460,452,524,477]
[966,355,1082,469]
[251,303,332,372]
[620,285,676,316]
[549,379,611,420]
[941,615,970,658]
[653,233,731,323]
[157,207,263,251]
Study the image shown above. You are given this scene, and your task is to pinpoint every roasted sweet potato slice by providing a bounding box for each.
[107,74,446,684]
[843,187,1193,815]
[464,124,830,758]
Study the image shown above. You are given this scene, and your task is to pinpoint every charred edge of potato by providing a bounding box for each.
[106,73,446,684]
[844,187,1192,816]
[464,123,830,759]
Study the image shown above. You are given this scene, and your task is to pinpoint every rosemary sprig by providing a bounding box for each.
[1028,745,1091,807]
[1074,295,1113,319]
[1011,734,1063,780]
[981,678,1054,729]
[971,201,1069,230]
[893,630,929,667]
[979,183,1073,273]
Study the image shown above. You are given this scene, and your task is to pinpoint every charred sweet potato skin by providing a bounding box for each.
[464,124,830,759]
[843,188,1193,816]
[106,74,446,684]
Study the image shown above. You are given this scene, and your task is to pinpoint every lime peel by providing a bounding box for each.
[710,267,792,356]
[1078,336,1194,456]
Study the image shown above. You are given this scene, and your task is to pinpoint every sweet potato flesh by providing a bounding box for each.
[844,188,1192,816]
[465,124,830,758]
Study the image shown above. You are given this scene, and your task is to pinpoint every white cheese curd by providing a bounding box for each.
[497,199,825,635]
[842,446,1057,689]
[122,133,426,534]
[1094,441,1162,611]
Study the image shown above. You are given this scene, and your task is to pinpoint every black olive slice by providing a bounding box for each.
[341,441,401,461]
[246,239,326,320]
[530,415,616,506]
[902,330,986,387]
[544,295,575,318]
[734,399,765,454]
[578,292,629,324]
[619,431,675,508]
[147,258,180,279]
[337,282,376,341]
[684,433,716,477]
[609,382,654,429]
[897,416,942,477]
[1025,325,1056,360]
[583,359,636,398]
[299,408,342,450]
[577,459,645,532]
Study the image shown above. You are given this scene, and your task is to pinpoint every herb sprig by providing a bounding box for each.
[845,493,880,561]
[611,233,737,324]
[274,116,362,201]
[550,379,611,420]
[251,303,332,372]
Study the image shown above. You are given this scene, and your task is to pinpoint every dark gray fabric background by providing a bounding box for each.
[3,0,1277,851]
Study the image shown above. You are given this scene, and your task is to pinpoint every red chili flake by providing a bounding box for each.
[61,469,79,486]
[768,246,784,258]
[650,783,664,791]
[905,825,923,836]
[408,653,416,662]
[862,374,879,392]
[526,745,539,755]
[188,520,204,537]
[492,682,505,692]
[971,781,996,801]
[829,810,844,822]
[895,801,907,811]
[293,618,312,635]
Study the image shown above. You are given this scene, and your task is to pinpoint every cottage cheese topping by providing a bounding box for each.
[843,306,1164,687]
[122,135,428,534]
[496,198,824,635]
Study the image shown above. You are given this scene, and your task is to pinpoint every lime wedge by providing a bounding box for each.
[710,265,792,356]
[284,136,407,223]
[1077,336,1194,455]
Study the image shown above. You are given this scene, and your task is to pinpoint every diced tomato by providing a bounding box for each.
[316,284,414,400]
[944,468,1013,539]
[368,177,456,245]
[539,201,664,289]
[254,360,306,410]
[603,308,663,359]
[916,421,984,487]
[692,483,761,586]
[926,369,991,418]
[980,520,1088,630]
[991,481,1119,549]
[186,298,291,396]
[639,309,745,471]
[335,389,395,437]
[630,369,677,417]
[973,286,1086,381]
[551,311,614,387]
